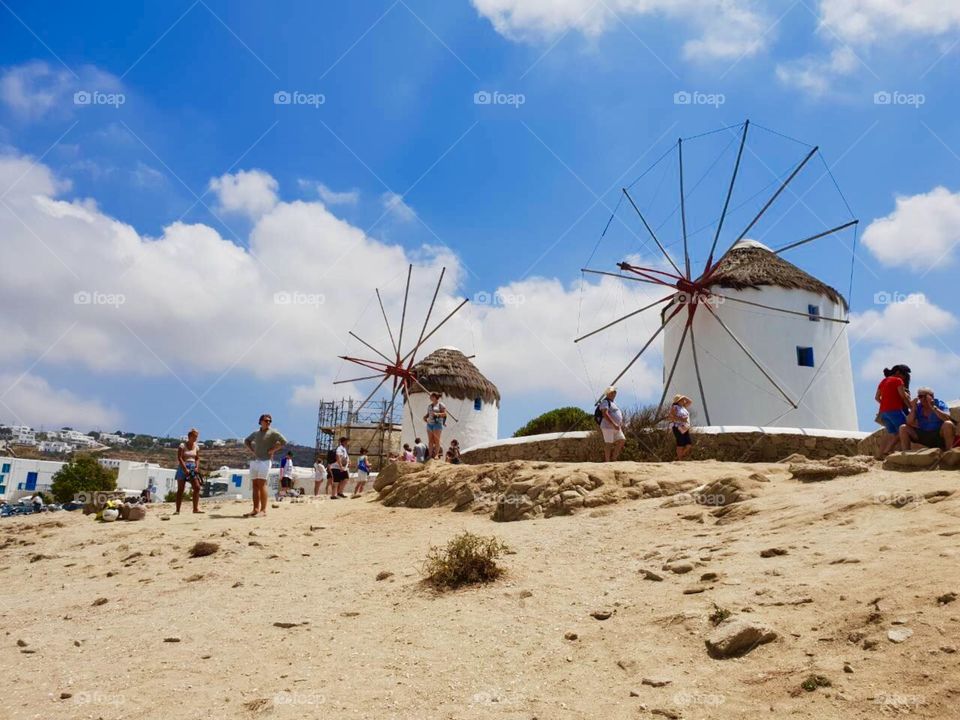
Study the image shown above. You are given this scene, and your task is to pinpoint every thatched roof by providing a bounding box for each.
[407,347,500,406]
[704,239,846,308]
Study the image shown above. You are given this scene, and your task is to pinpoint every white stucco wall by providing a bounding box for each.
[661,285,857,430]
[402,392,499,451]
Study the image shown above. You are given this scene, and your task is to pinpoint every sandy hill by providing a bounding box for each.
[1,459,958,719]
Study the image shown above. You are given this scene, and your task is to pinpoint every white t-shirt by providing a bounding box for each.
[313,462,326,480]
[599,398,623,429]
[671,404,691,433]
[336,445,349,469]
[280,458,295,478]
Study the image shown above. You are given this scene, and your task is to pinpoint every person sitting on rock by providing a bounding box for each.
[899,387,955,451]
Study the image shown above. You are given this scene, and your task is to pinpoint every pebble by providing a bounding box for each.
[843,663,854,673]
[564,632,578,641]
[641,569,664,582]
[591,609,613,621]
[887,628,913,643]
[642,677,671,688]
[759,548,788,558]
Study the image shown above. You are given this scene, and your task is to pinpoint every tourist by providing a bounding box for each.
[598,386,625,462]
[244,414,287,517]
[354,447,370,497]
[669,394,694,461]
[312,454,326,497]
[423,392,447,459]
[448,439,462,464]
[402,443,416,462]
[899,387,956,451]
[175,428,203,514]
[325,448,338,496]
[331,437,350,499]
[875,365,911,457]
[278,451,295,499]
[413,437,427,463]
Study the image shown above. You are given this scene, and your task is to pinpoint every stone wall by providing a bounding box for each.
[461,428,868,464]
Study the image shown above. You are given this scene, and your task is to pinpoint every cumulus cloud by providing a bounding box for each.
[851,297,960,387]
[209,169,279,219]
[471,0,770,60]
[0,151,666,423]
[0,60,124,119]
[775,46,859,95]
[862,187,960,270]
[0,373,121,429]
[381,191,417,222]
[818,0,960,44]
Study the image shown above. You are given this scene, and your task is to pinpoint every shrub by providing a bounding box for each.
[164,490,192,503]
[424,531,508,589]
[513,406,594,437]
[800,674,831,692]
[618,404,675,462]
[49,455,117,504]
[708,604,732,626]
[189,541,219,558]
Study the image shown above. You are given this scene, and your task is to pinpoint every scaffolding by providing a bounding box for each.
[315,398,403,471]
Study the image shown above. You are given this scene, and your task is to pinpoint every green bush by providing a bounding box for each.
[49,455,117,504]
[164,490,192,502]
[513,406,594,437]
[424,531,509,589]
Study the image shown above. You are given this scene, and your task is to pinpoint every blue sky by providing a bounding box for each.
[1,0,959,444]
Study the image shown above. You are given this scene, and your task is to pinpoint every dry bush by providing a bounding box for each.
[424,531,508,589]
[188,541,219,558]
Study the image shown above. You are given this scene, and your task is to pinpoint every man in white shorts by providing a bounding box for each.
[244,413,287,517]
[599,386,625,462]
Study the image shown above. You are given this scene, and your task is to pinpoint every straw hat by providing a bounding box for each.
[672,394,691,405]
[604,386,617,397]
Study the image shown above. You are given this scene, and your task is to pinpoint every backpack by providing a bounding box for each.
[325,449,337,465]
[593,400,605,425]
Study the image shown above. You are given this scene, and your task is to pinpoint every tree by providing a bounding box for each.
[87,431,100,440]
[512,406,595,438]
[129,434,156,450]
[49,455,117,504]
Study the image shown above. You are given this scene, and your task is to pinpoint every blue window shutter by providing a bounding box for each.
[796,347,815,367]
[807,305,820,321]
[474,397,482,411]
[25,472,38,491]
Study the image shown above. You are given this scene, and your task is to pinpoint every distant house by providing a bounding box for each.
[6,426,37,446]
[39,441,73,454]
[99,433,130,446]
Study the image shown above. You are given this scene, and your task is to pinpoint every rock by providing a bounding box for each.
[591,609,614,621]
[617,659,637,672]
[641,569,664,581]
[519,590,533,599]
[60,692,72,699]
[629,689,641,697]
[91,597,108,607]
[16,639,26,647]
[683,585,709,595]
[883,448,941,471]
[564,631,578,641]
[650,709,680,719]
[705,618,778,659]
[940,645,957,654]
[700,572,719,581]
[939,447,960,468]
[843,663,853,673]
[642,677,671,688]
[789,457,869,482]
[375,571,394,581]
[759,548,788,558]
[663,561,694,575]
[887,627,913,643]
[863,639,879,650]
[936,592,957,605]
[163,637,181,643]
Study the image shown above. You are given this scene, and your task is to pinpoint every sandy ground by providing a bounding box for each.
[1,460,959,720]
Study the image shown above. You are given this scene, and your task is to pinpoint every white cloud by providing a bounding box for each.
[775,46,859,95]
[208,169,279,219]
[819,0,960,44]
[381,191,417,222]
[0,61,123,119]
[851,298,960,388]
[131,161,165,188]
[470,0,770,60]
[0,373,121,429]
[862,187,960,270]
[298,180,359,206]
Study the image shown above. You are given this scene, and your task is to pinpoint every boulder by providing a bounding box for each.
[705,618,778,659]
[789,456,870,482]
[939,448,960,469]
[125,505,146,521]
[883,449,941,471]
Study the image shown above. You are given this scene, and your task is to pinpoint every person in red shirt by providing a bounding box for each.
[875,365,911,457]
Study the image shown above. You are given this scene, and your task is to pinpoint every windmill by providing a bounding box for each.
[576,120,860,430]
[335,264,469,442]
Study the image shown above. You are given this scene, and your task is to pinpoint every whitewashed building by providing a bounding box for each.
[402,347,500,452]
[0,456,65,501]
[662,239,857,430]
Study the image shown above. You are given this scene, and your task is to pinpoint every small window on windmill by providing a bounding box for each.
[474,397,483,411]
[808,304,821,321]
[796,346,815,367]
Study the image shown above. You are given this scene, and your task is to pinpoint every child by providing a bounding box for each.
[669,394,694,461]
[402,444,416,462]
[875,365,911,457]
[312,454,326,497]
[354,448,370,497]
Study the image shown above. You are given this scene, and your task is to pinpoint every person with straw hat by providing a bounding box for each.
[669,394,694,461]
[598,386,625,462]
